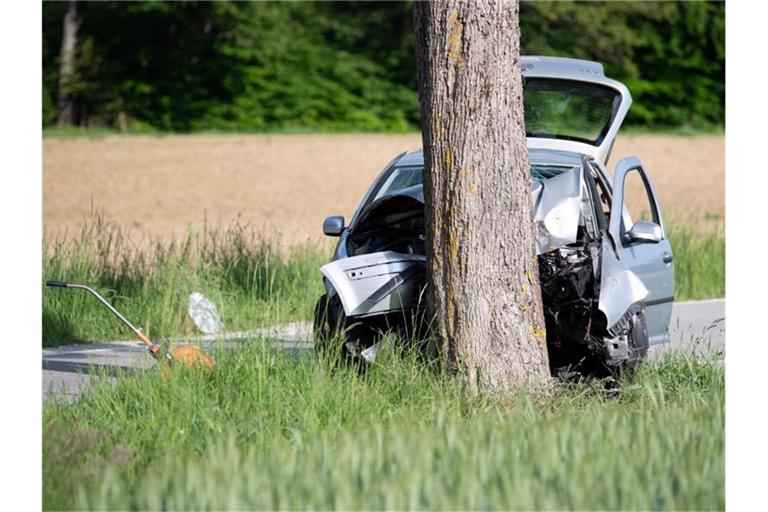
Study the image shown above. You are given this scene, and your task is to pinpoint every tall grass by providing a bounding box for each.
[43,215,724,346]
[43,214,328,346]
[668,220,725,301]
[43,342,724,510]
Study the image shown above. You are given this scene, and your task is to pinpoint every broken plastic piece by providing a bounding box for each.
[361,339,383,362]
[187,292,222,334]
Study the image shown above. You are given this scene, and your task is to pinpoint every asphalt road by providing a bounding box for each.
[42,299,724,400]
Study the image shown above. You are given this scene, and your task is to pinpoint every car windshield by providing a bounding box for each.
[523,78,621,145]
[371,163,576,202]
[372,166,423,202]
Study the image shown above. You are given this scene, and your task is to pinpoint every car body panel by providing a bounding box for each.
[320,252,425,317]
[597,237,650,329]
[532,165,584,254]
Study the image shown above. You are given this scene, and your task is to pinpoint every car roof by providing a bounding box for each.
[394,148,584,168]
[520,56,606,81]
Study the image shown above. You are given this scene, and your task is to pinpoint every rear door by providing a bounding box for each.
[606,157,675,345]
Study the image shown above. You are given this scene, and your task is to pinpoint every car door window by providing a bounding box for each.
[620,168,661,232]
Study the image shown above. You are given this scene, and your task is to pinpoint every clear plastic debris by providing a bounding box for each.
[187,292,222,334]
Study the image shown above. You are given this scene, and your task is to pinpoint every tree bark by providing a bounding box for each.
[57,0,80,127]
[413,0,551,393]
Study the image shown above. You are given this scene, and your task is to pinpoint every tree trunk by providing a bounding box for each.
[57,0,79,127]
[413,0,551,393]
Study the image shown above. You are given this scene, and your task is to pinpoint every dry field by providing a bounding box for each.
[43,133,723,246]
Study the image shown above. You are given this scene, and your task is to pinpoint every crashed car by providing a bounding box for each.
[314,56,675,377]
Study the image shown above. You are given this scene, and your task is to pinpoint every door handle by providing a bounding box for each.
[662,252,673,264]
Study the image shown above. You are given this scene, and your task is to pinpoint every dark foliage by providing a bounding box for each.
[43,1,724,132]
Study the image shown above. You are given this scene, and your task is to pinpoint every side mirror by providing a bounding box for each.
[323,215,345,237]
[625,220,662,244]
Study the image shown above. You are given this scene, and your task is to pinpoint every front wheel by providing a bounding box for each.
[313,293,342,356]
[312,292,382,365]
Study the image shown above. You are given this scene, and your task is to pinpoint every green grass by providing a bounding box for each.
[42,216,724,346]
[668,221,725,301]
[43,215,328,346]
[618,124,725,136]
[43,343,724,510]
[42,216,724,509]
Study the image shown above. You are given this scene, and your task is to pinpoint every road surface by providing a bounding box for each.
[43,299,725,399]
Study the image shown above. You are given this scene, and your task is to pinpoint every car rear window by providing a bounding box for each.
[524,78,621,145]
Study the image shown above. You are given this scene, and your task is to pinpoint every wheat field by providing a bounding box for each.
[43,133,724,246]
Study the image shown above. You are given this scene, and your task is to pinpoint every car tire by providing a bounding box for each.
[313,292,382,366]
[313,293,342,356]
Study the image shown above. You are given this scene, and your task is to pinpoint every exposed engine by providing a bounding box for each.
[537,242,607,377]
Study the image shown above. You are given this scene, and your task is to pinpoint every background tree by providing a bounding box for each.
[42,1,724,132]
[56,0,80,126]
[413,0,550,393]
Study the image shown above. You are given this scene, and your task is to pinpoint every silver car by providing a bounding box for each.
[315,56,675,378]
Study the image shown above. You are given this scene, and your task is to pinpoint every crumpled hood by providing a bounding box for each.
[530,166,584,254]
[350,185,424,237]
[352,168,585,255]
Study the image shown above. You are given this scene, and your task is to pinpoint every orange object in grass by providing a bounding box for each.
[169,345,216,370]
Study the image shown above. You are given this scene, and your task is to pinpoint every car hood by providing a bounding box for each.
[353,166,585,255]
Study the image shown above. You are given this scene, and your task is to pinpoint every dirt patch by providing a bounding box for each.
[44,133,723,246]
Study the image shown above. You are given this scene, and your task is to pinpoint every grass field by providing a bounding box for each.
[42,133,725,509]
[42,216,328,346]
[43,343,724,510]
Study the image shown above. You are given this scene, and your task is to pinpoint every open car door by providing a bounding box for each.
[604,156,675,345]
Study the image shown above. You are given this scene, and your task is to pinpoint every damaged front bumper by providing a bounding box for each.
[320,251,426,317]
